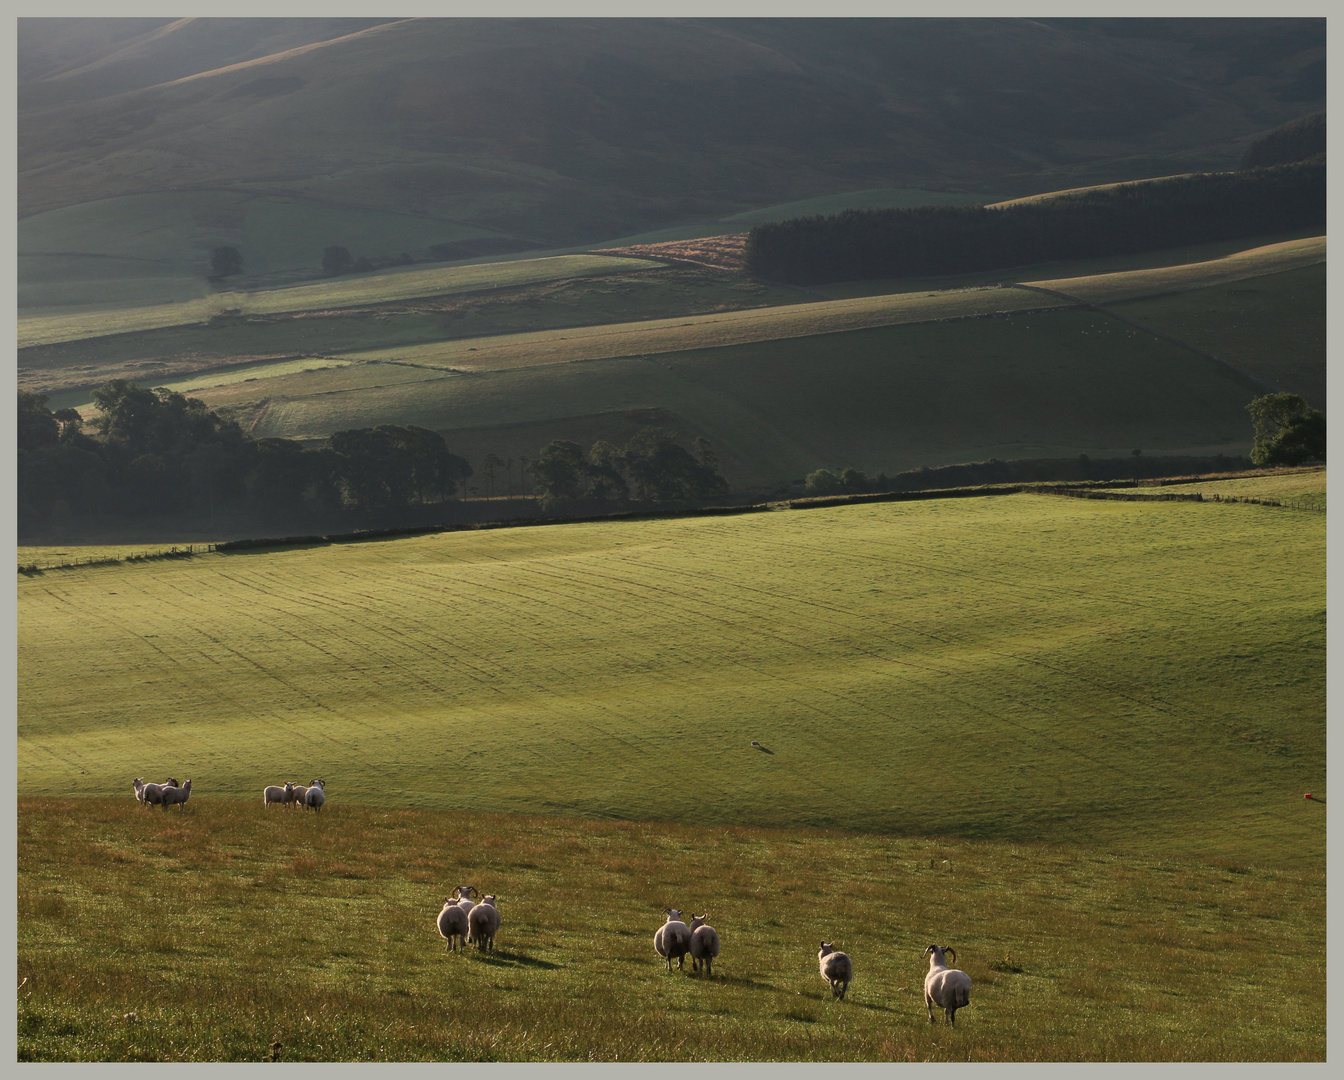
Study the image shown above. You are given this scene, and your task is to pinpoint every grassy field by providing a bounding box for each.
[1140,468,1326,512]
[17,254,661,348]
[176,303,1278,484]
[16,799,1325,1062]
[18,493,1324,864]
[15,489,1326,1061]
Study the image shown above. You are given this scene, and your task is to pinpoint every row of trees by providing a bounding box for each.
[17,384,730,536]
[741,160,1326,284]
[529,431,728,511]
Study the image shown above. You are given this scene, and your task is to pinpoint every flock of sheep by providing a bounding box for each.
[263,779,327,812]
[437,899,970,1023]
[131,776,192,809]
[128,778,971,1023]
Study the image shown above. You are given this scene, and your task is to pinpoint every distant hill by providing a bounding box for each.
[1240,112,1326,169]
[19,17,1325,255]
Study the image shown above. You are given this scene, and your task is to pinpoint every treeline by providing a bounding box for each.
[529,432,727,512]
[803,453,1254,497]
[17,383,728,537]
[742,160,1325,285]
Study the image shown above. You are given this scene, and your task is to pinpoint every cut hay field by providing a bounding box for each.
[18,493,1324,867]
[16,799,1325,1062]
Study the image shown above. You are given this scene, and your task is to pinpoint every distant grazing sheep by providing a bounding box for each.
[437,897,470,953]
[689,914,720,977]
[135,777,179,808]
[304,779,326,812]
[818,942,852,999]
[654,909,692,972]
[923,944,971,1025]
[159,779,192,810]
[467,895,501,951]
[264,782,294,808]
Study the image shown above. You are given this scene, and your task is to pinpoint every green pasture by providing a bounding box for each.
[192,301,1275,481]
[1142,468,1326,512]
[1108,264,1325,407]
[18,493,1324,867]
[17,254,659,348]
[16,799,1325,1062]
[26,268,803,405]
[18,189,513,312]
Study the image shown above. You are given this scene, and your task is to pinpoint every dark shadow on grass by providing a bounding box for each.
[471,950,561,970]
[750,742,775,754]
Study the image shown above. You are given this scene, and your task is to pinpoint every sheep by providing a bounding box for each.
[135,777,179,808]
[688,914,720,977]
[304,779,326,812]
[287,782,309,810]
[453,885,477,914]
[467,895,501,951]
[263,782,294,809]
[818,942,852,999]
[436,897,470,953]
[654,909,692,972]
[923,944,972,1025]
[158,779,192,810]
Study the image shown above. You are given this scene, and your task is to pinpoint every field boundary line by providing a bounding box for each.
[1002,281,1279,393]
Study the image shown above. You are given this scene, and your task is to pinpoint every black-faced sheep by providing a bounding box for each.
[467,895,501,951]
[818,942,852,999]
[159,779,192,810]
[304,779,325,811]
[689,914,720,977]
[263,782,294,808]
[923,944,971,1025]
[437,897,470,953]
[654,909,692,972]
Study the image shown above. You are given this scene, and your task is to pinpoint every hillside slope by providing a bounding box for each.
[18,17,1324,254]
[17,493,1324,867]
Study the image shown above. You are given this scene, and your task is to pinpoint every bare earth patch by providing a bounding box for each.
[595,234,748,271]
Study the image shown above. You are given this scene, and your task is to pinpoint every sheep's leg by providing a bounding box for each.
[926,993,936,1022]
[947,1006,957,1026]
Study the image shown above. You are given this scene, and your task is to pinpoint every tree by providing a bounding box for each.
[804,468,843,496]
[623,428,727,503]
[530,440,588,503]
[481,453,504,498]
[17,391,59,450]
[210,246,243,279]
[1247,392,1325,466]
[322,246,354,277]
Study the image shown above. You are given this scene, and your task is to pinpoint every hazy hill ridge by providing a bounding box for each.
[18,17,1325,246]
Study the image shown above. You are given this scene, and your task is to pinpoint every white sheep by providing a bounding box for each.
[818,942,852,999]
[263,782,294,808]
[923,944,972,1025]
[688,914,720,977]
[304,779,326,812]
[135,777,179,808]
[158,779,192,810]
[654,909,692,972]
[436,897,470,953]
[453,885,477,914]
[287,783,309,810]
[467,895,501,951]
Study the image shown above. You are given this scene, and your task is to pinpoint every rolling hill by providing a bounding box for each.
[17,485,1324,868]
[18,17,1324,300]
[34,235,1316,489]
